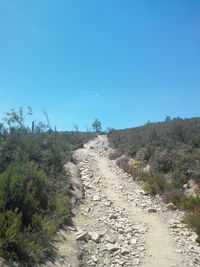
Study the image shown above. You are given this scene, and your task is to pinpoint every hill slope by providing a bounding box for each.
[108,117,200,184]
[108,118,200,241]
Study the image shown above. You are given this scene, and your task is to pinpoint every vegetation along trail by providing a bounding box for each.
[62,135,199,267]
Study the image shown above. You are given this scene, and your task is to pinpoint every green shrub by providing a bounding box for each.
[0,162,48,226]
[185,210,200,243]
[0,162,72,264]
[142,173,167,195]
[0,209,49,262]
[0,107,96,264]
[0,163,51,262]
[181,195,200,211]
[54,195,71,225]
[161,189,184,205]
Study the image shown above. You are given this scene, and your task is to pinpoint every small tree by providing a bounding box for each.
[73,124,79,133]
[165,116,171,122]
[3,106,33,127]
[92,119,101,132]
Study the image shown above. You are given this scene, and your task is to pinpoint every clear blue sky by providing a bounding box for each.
[0,0,200,131]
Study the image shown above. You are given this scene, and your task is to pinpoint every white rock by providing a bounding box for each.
[104,243,120,252]
[109,214,118,219]
[112,259,125,265]
[121,247,130,255]
[167,202,177,210]
[91,255,98,263]
[93,195,101,201]
[87,259,95,266]
[84,207,90,213]
[68,226,76,231]
[104,201,111,206]
[76,231,90,241]
[103,258,111,265]
[105,235,115,243]
[131,238,137,245]
[99,229,107,237]
[125,233,132,240]
[124,227,132,233]
[89,232,101,243]
[148,208,157,213]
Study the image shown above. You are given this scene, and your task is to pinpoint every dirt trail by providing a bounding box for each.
[97,156,183,267]
[77,135,185,267]
[43,135,200,267]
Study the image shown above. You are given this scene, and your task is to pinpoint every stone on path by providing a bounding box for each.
[104,243,120,252]
[93,195,101,201]
[148,208,157,213]
[89,232,101,243]
[76,230,90,241]
[167,202,177,210]
[121,247,130,255]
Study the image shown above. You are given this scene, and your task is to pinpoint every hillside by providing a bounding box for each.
[0,108,97,265]
[108,117,200,241]
[108,117,200,182]
[0,110,200,266]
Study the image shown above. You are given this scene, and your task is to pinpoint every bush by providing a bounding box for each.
[0,156,72,264]
[116,157,129,169]
[185,210,200,243]
[181,195,200,211]
[108,152,121,160]
[161,189,184,205]
[126,166,137,176]
[142,173,167,195]
[182,195,200,243]
[0,107,96,264]
[0,210,50,262]
[0,163,51,262]
[0,162,48,225]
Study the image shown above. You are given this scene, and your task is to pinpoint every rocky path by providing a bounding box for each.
[44,135,200,267]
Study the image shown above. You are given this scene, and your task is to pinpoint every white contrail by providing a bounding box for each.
[64,89,141,96]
